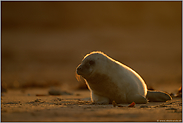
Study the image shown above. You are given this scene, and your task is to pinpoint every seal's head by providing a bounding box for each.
[76,51,108,79]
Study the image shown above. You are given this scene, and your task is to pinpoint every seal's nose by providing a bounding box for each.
[76,65,82,75]
[77,66,82,71]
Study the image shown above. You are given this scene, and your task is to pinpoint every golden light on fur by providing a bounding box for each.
[76,51,172,104]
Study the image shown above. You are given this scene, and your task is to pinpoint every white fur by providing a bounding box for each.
[76,51,170,104]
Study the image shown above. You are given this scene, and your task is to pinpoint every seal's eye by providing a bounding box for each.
[89,60,95,65]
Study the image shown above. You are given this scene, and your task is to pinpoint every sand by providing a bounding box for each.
[1,88,182,122]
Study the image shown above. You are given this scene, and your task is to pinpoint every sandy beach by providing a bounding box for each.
[1,88,182,122]
[1,1,182,122]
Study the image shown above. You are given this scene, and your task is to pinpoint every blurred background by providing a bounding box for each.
[1,1,182,93]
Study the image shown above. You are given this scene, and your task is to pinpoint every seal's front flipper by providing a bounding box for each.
[91,91,110,104]
[127,94,148,104]
[146,90,172,102]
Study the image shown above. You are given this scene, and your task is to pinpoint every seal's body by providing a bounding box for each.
[76,51,172,104]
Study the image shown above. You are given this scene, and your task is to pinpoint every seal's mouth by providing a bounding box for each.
[75,65,84,82]
[75,70,81,82]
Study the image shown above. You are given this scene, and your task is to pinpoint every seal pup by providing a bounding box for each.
[76,51,172,104]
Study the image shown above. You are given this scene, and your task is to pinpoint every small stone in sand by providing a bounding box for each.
[166,108,177,111]
[140,105,149,108]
